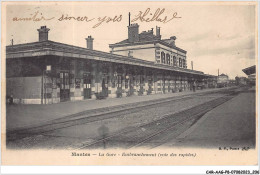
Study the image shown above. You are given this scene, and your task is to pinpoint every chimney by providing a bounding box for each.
[128,23,139,43]
[156,26,160,36]
[156,26,161,38]
[37,26,50,42]
[86,36,94,50]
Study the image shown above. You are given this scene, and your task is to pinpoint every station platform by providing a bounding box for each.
[5,87,232,131]
[163,88,256,148]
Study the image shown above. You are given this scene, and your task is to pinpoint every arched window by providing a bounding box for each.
[173,56,177,66]
[166,54,170,65]
[161,52,165,64]
[179,58,182,67]
[182,59,186,68]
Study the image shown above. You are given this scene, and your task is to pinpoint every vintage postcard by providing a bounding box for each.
[1,1,258,167]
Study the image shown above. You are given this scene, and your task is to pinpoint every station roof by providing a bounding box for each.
[109,26,187,54]
[6,40,209,77]
[242,65,256,75]
[109,39,187,54]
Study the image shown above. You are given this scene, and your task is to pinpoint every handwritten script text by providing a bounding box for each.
[12,8,181,28]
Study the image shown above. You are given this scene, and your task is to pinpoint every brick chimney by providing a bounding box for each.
[128,23,139,43]
[86,36,94,50]
[37,26,50,42]
[156,26,161,37]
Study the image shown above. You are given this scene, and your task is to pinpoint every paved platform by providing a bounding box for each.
[5,88,231,131]
[164,89,256,148]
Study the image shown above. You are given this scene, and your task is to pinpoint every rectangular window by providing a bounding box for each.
[179,59,182,67]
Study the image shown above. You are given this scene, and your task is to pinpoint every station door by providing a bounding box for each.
[115,75,122,96]
[162,79,166,93]
[148,79,153,92]
[129,78,134,94]
[60,72,70,102]
[83,74,91,99]
[140,76,144,93]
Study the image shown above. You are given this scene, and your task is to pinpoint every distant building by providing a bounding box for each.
[248,74,256,84]
[109,24,187,68]
[242,65,256,86]
[217,73,229,87]
[235,76,248,86]
[229,79,236,86]
[204,75,217,88]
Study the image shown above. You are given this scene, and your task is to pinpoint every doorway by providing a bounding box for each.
[60,72,70,102]
[102,76,108,97]
[83,73,92,99]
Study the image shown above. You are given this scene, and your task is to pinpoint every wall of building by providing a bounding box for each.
[130,49,156,62]
[6,55,204,105]
[111,43,187,68]
[217,75,229,84]
[70,59,84,101]
[248,74,256,85]
[157,43,186,56]
[111,44,156,62]
[155,43,187,68]
[6,57,43,78]
[7,76,42,104]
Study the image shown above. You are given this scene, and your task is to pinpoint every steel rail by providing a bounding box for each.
[7,90,230,141]
[75,92,238,150]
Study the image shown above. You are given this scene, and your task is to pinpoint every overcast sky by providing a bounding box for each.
[4,2,257,79]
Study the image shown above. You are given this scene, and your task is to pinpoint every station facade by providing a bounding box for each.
[6,25,215,104]
[109,24,187,68]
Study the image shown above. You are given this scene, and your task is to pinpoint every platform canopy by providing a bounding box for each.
[6,40,210,77]
[242,65,256,75]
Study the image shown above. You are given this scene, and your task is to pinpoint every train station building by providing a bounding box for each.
[6,24,215,104]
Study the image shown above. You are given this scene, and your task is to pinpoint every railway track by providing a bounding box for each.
[75,90,240,150]
[7,89,235,142]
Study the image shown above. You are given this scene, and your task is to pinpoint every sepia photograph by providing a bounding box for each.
[1,1,258,168]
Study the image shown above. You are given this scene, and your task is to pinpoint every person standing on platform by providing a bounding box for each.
[193,81,196,92]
